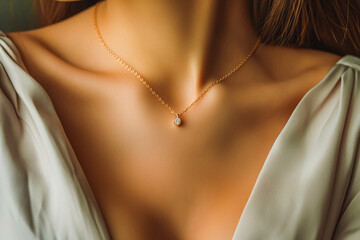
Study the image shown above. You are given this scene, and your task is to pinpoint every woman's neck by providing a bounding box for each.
[97,0,259,102]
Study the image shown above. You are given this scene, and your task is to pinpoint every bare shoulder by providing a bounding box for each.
[6,4,95,47]
[256,43,343,84]
[5,5,99,73]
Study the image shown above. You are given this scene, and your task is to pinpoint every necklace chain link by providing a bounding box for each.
[94,2,260,122]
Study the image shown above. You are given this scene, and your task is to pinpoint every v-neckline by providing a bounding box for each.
[2,31,354,239]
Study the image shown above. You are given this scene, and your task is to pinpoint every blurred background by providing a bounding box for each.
[0,0,39,32]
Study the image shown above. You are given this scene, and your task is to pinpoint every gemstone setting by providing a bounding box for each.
[174,114,182,126]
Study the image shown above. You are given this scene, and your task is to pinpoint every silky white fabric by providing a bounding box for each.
[0,30,359,240]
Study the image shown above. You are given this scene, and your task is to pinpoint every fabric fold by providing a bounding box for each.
[0,31,110,240]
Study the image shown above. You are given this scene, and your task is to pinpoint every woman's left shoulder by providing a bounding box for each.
[263,44,360,89]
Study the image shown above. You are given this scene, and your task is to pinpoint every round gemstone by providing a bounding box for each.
[174,116,182,126]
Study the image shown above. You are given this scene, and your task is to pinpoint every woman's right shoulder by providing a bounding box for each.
[0,28,57,122]
[0,27,56,81]
[1,4,102,83]
[2,25,68,73]
[3,3,95,55]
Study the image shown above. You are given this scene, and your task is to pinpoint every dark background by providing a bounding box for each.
[0,0,39,32]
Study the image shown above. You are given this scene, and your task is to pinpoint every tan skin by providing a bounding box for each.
[7,0,342,239]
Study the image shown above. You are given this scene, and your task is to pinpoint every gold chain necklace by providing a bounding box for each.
[94,2,260,127]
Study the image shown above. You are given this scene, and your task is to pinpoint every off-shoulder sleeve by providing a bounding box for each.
[333,144,360,240]
[232,55,360,240]
[332,59,360,239]
[0,31,110,240]
[0,32,41,239]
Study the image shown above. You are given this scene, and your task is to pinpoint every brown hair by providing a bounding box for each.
[35,0,360,56]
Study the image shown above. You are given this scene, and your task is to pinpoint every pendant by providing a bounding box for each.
[173,114,182,126]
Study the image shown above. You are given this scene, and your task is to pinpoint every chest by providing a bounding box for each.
[41,74,299,239]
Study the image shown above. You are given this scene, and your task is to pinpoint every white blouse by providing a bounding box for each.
[0,31,359,240]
